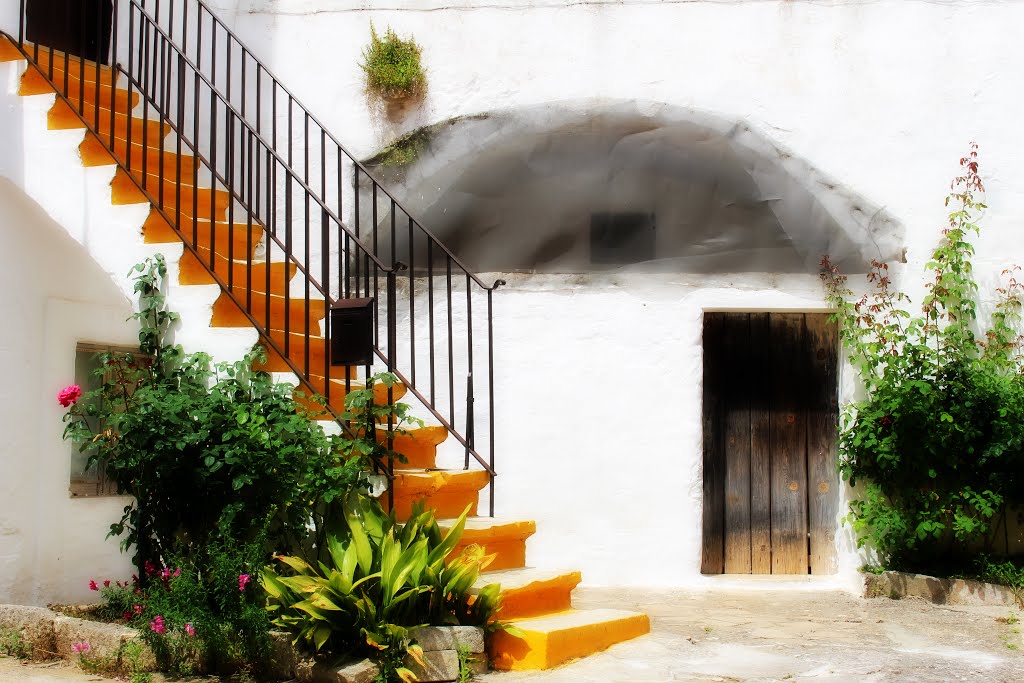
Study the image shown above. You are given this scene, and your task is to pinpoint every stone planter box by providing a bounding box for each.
[294,626,488,683]
[863,570,1023,607]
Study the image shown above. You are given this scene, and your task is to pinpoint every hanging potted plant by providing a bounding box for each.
[360,23,427,119]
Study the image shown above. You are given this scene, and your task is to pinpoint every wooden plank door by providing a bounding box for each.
[701,312,838,575]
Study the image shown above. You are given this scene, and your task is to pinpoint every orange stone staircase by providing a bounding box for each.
[0,35,649,672]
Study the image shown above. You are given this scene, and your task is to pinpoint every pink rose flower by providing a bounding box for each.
[58,385,82,407]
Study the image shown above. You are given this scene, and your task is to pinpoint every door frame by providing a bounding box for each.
[700,310,840,575]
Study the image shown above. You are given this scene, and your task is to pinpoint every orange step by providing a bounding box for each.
[489,609,651,671]
[0,36,22,62]
[110,169,231,220]
[116,160,204,190]
[379,424,447,469]
[257,333,328,373]
[177,249,294,287]
[143,209,263,256]
[20,67,139,111]
[292,378,407,421]
[211,291,325,330]
[476,568,582,620]
[441,517,536,573]
[14,43,115,79]
[79,133,197,176]
[390,469,490,522]
[48,98,167,142]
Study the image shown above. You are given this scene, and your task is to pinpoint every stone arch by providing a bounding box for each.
[364,100,903,274]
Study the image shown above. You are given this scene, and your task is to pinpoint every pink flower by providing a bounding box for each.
[173,568,181,578]
[103,580,110,588]
[121,611,131,621]
[184,623,195,637]
[71,642,89,654]
[88,580,98,591]
[238,574,251,592]
[133,605,143,615]
[149,615,165,634]
[58,385,82,407]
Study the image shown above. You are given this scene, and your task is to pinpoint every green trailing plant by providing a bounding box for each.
[60,255,367,568]
[340,371,423,464]
[262,494,502,682]
[360,24,427,100]
[0,628,29,659]
[822,144,1024,571]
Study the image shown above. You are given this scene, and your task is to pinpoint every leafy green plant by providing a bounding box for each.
[0,628,29,659]
[89,532,271,676]
[360,24,427,100]
[119,641,152,683]
[262,494,501,682]
[60,255,367,569]
[456,644,478,683]
[822,144,1024,570]
[975,557,1024,608]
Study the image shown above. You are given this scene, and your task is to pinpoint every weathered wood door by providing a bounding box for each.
[701,312,839,575]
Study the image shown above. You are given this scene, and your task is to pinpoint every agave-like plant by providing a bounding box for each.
[261,493,502,679]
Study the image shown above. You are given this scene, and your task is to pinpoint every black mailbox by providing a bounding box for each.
[330,297,374,366]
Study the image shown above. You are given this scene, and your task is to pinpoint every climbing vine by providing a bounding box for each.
[822,145,1024,570]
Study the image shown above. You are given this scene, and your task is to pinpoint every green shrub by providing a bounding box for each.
[262,495,502,681]
[822,144,1024,571]
[60,255,367,568]
[360,24,427,100]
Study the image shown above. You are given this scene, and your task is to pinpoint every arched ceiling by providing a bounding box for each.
[364,101,904,274]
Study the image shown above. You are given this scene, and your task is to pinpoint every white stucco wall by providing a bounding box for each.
[2,0,1023,594]
[0,177,139,605]
[194,0,1024,588]
[0,55,258,605]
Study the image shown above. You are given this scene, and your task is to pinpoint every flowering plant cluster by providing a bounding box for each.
[822,145,1024,571]
[59,256,367,573]
[86,533,271,676]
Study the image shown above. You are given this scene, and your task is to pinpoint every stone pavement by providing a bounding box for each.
[2,588,1021,682]
[480,587,1024,683]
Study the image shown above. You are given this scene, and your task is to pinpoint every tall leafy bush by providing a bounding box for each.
[61,256,366,567]
[822,145,1024,570]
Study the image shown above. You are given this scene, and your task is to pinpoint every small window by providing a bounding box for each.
[69,343,149,498]
[589,212,656,265]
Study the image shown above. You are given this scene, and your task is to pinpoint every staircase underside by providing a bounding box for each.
[0,35,649,671]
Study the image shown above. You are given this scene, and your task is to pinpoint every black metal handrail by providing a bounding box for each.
[8,0,500,514]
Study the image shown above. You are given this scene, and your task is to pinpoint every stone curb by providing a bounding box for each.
[864,571,1023,607]
[2,605,488,682]
[0,604,155,672]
